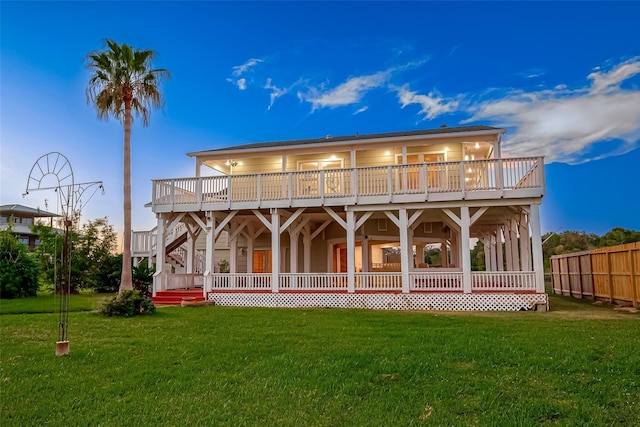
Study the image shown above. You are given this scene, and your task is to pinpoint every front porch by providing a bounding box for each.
[153,270,547,311]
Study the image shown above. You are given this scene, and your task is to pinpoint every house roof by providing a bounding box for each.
[0,204,61,218]
[187,125,505,158]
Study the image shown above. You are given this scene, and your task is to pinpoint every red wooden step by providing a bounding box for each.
[152,289,205,306]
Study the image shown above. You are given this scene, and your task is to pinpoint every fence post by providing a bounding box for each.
[606,251,613,303]
[630,249,638,308]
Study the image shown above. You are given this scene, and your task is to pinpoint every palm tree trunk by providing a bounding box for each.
[120,102,134,292]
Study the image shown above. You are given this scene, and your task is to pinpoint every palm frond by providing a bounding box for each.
[85,38,169,126]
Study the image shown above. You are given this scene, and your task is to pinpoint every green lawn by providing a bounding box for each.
[1,294,638,426]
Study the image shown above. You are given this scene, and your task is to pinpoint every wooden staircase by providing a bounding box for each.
[152,289,205,306]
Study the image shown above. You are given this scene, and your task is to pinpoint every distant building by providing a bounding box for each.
[0,204,60,250]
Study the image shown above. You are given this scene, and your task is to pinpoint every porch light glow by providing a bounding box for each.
[464,155,469,161]
[468,168,472,173]
[475,142,480,149]
[384,150,391,156]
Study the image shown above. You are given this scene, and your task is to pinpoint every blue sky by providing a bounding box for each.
[1,1,639,240]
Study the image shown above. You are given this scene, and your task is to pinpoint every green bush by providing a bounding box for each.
[132,260,153,298]
[0,229,39,299]
[99,290,156,317]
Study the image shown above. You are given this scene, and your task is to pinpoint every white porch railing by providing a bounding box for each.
[280,273,349,290]
[152,157,544,212]
[410,272,463,291]
[163,273,204,290]
[471,271,536,291]
[160,271,539,293]
[207,273,273,290]
[356,273,402,290]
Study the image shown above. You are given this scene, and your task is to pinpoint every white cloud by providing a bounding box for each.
[264,78,288,110]
[395,84,458,119]
[228,58,264,90]
[301,71,390,111]
[232,58,263,77]
[465,58,640,164]
[353,106,368,115]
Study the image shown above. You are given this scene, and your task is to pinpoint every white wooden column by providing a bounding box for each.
[303,224,311,273]
[203,213,216,296]
[496,226,504,271]
[186,234,194,274]
[519,214,531,271]
[483,236,492,271]
[153,215,166,296]
[271,209,280,293]
[510,219,520,271]
[229,237,237,274]
[246,233,254,273]
[529,204,545,292]
[504,221,514,271]
[346,211,356,293]
[490,234,498,272]
[460,207,472,293]
[362,236,370,272]
[450,233,459,268]
[415,243,425,267]
[441,238,448,266]
[290,231,299,273]
[399,208,410,293]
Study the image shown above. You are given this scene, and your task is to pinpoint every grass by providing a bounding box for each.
[0,291,114,315]
[1,294,638,426]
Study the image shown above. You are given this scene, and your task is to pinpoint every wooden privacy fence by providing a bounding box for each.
[551,242,640,307]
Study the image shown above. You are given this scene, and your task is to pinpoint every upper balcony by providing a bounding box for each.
[151,156,544,213]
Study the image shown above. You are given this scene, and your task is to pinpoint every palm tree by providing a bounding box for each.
[86,39,169,292]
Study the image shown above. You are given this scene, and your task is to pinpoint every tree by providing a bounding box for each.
[598,227,640,247]
[86,39,169,292]
[0,228,39,298]
[33,217,121,293]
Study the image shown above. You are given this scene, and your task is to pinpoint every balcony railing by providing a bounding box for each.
[152,157,544,212]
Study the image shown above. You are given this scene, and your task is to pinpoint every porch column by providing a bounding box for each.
[347,210,356,293]
[460,206,472,293]
[153,215,166,296]
[290,230,299,289]
[229,237,237,274]
[450,233,459,268]
[361,236,370,272]
[483,236,492,271]
[519,214,531,271]
[441,238,448,267]
[204,213,216,296]
[271,209,280,292]
[415,243,425,267]
[246,233,254,273]
[529,204,545,293]
[510,219,520,271]
[399,208,410,293]
[186,234,194,274]
[490,234,498,272]
[496,226,504,271]
[303,224,311,273]
[504,221,514,271]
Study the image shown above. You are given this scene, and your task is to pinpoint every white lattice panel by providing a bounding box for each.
[207,292,548,311]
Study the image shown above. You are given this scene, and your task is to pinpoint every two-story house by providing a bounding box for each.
[136,125,547,310]
[0,204,60,250]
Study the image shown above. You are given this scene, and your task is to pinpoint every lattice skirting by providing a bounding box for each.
[207,292,549,311]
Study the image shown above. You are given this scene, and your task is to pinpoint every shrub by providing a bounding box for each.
[132,260,153,298]
[0,229,39,299]
[99,290,156,317]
